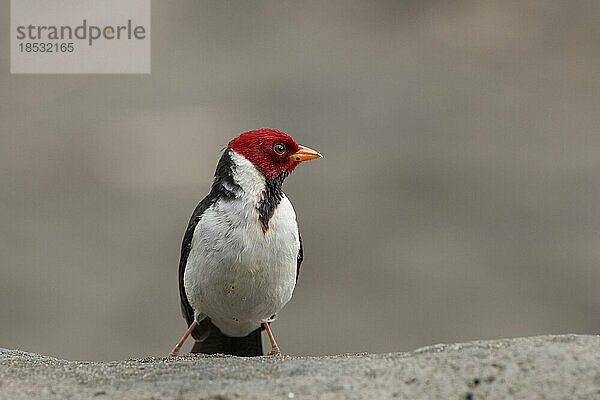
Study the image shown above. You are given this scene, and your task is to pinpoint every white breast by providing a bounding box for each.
[183,152,300,337]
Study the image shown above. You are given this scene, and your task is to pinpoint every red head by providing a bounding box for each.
[229,128,322,180]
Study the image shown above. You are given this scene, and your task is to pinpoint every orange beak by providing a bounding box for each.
[289,145,323,162]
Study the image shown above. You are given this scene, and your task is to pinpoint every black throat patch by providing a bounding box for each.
[257,171,288,233]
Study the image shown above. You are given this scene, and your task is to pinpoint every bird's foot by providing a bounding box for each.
[263,322,282,356]
[169,321,197,358]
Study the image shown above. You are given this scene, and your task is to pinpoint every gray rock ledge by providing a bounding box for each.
[2,335,600,399]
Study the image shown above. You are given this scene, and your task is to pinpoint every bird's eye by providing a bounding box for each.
[273,142,286,155]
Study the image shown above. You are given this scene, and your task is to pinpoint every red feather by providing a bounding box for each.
[229,128,301,179]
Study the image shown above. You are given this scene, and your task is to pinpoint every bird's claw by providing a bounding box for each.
[267,348,282,356]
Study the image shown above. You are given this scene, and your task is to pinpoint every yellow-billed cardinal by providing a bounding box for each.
[170,128,322,357]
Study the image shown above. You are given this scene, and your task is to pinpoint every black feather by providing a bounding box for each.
[190,321,263,356]
[297,231,303,283]
[257,171,288,231]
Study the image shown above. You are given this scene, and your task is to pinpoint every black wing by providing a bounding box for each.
[178,193,216,329]
[296,230,303,283]
[178,149,240,338]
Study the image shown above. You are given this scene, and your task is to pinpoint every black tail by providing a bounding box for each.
[191,320,263,356]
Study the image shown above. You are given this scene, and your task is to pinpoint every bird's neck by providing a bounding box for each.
[212,148,287,230]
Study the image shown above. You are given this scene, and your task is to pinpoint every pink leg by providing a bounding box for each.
[169,321,197,357]
[263,322,281,356]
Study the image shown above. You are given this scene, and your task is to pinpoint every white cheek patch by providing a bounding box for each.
[229,151,266,198]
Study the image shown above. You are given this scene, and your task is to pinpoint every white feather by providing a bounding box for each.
[183,150,300,337]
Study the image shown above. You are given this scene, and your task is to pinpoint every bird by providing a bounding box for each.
[169,128,322,357]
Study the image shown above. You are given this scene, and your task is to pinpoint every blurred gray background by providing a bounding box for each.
[2,0,600,361]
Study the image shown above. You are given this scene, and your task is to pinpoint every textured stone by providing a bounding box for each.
[1,335,600,399]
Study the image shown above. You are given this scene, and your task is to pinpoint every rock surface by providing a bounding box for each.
[1,335,600,399]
